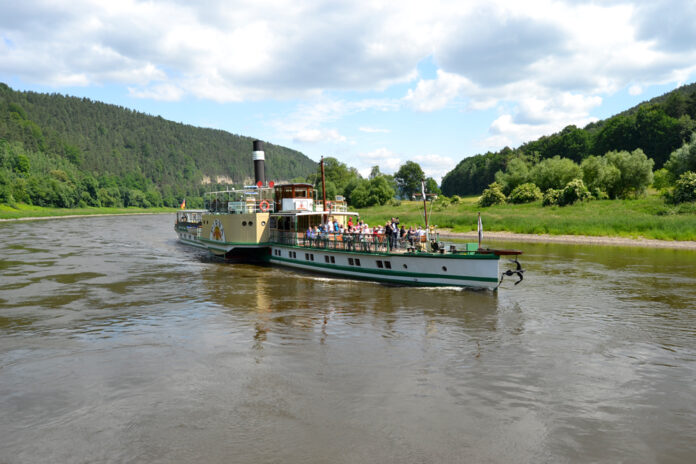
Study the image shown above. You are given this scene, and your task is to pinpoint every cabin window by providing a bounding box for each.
[442,266,447,272]
[330,256,335,264]
[355,259,361,266]
[305,253,310,260]
[348,258,354,265]
[403,264,408,269]
[376,260,383,268]
[384,261,391,269]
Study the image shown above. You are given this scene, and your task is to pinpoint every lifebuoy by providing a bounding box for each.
[259,200,270,212]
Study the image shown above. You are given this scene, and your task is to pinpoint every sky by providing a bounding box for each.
[2,0,696,182]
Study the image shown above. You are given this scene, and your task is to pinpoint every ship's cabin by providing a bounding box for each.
[274,183,315,212]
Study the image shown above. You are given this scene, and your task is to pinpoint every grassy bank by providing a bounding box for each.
[356,195,696,241]
[0,203,175,220]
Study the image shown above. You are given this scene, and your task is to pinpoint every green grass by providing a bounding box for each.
[0,203,176,220]
[355,195,696,241]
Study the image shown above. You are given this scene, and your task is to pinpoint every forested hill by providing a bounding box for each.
[441,83,696,196]
[0,83,316,208]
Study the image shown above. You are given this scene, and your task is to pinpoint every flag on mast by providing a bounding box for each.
[421,179,426,199]
[477,212,483,248]
[180,198,186,210]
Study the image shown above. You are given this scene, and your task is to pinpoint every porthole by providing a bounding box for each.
[403,264,408,269]
[242,221,247,226]
[442,266,447,272]
[249,221,253,226]
[261,221,266,226]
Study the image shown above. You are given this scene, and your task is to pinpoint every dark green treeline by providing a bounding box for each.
[0,83,316,208]
[442,83,696,196]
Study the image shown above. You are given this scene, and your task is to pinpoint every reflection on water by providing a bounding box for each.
[0,214,695,463]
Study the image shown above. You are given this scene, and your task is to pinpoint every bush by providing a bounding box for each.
[542,188,561,206]
[665,132,696,179]
[670,171,696,204]
[559,178,592,206]
[450,195,461,204]
[581,155,620,196]
[652,168,672,190]
[495,158,531,195]
[530,156,582,191]
[478,182,506,207]
[604,149,654,198]
[508,182,542,204]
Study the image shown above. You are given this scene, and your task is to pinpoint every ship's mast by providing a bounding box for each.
[320,156,328,223]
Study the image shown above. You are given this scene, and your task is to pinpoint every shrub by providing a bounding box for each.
[559,178,592,206]
[604,149,654,198]
[542,188,562,206]
[508,182,542,204]
[671,171,696,204]
[450,195,461,204]
[478,182,506,207]
[530,156,582,191]
[665,132,696,179]
[581,155,620,196]
[652,168,672,190]
[495,158,531,195]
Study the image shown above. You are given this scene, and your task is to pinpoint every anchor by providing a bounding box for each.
[498,257,525,287]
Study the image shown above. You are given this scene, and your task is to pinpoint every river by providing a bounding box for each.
[1,214,694,463]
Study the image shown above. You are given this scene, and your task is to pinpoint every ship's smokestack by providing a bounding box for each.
[253,140,265,185]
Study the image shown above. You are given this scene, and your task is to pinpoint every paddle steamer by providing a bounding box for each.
[178,141,523,289]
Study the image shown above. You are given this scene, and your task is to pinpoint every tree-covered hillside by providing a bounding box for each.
[442,83,696,196]
[0,83,316,208]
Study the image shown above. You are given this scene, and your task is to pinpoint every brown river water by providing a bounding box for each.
[1,214,695,464]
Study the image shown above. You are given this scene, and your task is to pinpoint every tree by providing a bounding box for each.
[369,166,381,179]
[424,177,441,195]
[581,155,620,197]
[634,105,684,168]
[394,161,425,198]
[670,171,696,204]
[348,176,395,208]
[495,157,530,194]
[665,132,696,179]
[604,149,654,198]
[592,114,637,156]
[529,156,581,191]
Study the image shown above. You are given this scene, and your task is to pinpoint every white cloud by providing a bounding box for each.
[359,127,390,133]
[411,154,457,182]
[404,70,471,112]
[355,147,404,177]
[2,0,696,162]
[293,128,346,143]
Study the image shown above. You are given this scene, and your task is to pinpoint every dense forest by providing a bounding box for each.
[0,83,316,208]
[441,83,696,196]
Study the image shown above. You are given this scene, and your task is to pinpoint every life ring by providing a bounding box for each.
[259,200,270,212]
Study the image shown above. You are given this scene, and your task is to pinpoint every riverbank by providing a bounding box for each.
[439,230,696,250]
[0,204,175,221]
[357,196,696,242]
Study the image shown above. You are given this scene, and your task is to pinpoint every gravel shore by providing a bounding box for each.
[439,230,696,250]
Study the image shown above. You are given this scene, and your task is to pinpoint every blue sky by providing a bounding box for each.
[2,0,696,182]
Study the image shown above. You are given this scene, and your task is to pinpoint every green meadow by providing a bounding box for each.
[355,195,696,242]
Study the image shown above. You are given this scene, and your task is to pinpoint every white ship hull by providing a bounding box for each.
[269,244,500,289]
